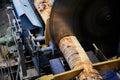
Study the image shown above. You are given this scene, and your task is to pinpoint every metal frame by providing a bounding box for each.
[36,58,120,80]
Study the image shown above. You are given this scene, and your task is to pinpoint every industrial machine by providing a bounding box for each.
[0,0,120,80]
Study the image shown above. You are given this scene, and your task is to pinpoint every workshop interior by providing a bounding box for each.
[0,0,120,80]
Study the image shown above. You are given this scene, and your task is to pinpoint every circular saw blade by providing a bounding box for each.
[49,0,120,58]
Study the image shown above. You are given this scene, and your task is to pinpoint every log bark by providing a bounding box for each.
[34,0,52,24]
[34,0,52,44]
[59,36,102,80]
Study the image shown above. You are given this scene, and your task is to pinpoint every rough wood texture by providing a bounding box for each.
[34,0,52,24]
[34,0,52,44]
[44,19,50,45]
[59,36,102,80]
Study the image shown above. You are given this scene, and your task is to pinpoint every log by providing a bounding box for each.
[59,36,102,80]
[34,0,53,24]
[34,0,52,44]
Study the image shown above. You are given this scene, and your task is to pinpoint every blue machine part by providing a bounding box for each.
[87,51,119,80]
[49,58,65,74]
[41,42,54,56]
[51,0,55,4]
[100,70,120,80]
[32,56,39,75]
[12,0,43,34]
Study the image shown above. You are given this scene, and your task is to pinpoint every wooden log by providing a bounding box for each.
[34,0,53,24]
[59,36,102,80]
[34,0,52,44]
[44,18,50,45]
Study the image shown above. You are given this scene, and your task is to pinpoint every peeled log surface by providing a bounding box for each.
[34,0,52,23]
[59,36,102,80]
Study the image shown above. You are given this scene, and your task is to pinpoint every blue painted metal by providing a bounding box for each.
[41,42,54,56]
[49,58,65,74]
[32,56,39,75]
[35,36,45,41]
[10,0,120,79]
[11,1,45,69]
[87,51,119,80]
[52,0,55,4]
[12,0,43,34]
[100,70,120,80]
